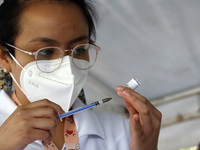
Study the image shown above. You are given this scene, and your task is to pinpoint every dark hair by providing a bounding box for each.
[0,0,98,55]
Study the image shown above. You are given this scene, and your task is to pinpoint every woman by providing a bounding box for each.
[0,0,162,149]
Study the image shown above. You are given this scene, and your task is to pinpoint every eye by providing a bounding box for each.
[73,46,88,55]
[37,48,61,60]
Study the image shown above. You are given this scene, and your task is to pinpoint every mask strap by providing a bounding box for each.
[7,50,26,71]
[7,50,29,97]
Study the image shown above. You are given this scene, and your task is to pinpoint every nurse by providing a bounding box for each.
[0,0,162,150]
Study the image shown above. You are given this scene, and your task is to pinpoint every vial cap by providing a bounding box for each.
[127,78,141,90]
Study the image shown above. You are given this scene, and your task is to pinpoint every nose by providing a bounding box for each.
[63,49,72,56]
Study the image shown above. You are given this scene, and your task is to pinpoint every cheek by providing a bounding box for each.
[15,51,35,67]
[11,52,34,84]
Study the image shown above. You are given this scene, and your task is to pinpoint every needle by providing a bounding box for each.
[57,98,112,120]
[57,77,140,120]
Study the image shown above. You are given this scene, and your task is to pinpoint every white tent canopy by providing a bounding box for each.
[85,1,200,149]
[86,0,200,101]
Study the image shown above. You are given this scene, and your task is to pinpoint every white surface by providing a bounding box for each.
[85,0,200,102]
[157,95,200,149]
[159,118,200,150]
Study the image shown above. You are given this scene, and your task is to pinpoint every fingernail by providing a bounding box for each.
[124,90,130,96]
[134,114,139,122]
[116,86,124,91]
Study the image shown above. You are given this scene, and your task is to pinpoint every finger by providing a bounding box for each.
[29,129,52,144]
[117,86,153,130]
[21,107,58,137]
[14,106,57,121]
[29,106,58,118]
[117,87,149,115]
[127,89,162,125]
[123,99,138,115]
[14,127,52,147]
[30,118,57,138]
[26,99,65,114]
[129,91,162,129]
[125,91,153,129]
[117,86,139,115]
[12,106,58,137]
[117,86,147,103]
[130,114,144,138]
[129,114,145,149]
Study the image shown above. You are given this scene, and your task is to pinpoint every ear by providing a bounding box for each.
[0,45,12,72]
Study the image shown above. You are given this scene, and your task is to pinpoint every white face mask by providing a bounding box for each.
[10,55,88,112]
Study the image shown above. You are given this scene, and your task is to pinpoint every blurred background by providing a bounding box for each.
[83,0,200,150]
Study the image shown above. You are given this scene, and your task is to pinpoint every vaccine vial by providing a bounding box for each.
[126,78,141,90]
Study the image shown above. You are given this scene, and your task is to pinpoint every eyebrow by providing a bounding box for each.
[28,35,89,45]
[68,35,89,45]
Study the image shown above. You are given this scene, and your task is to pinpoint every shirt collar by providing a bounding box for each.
[72,99,106,139]
[0,90,17,125]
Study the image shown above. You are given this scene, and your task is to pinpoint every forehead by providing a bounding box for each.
[21,1,86,20]
[15,1,89,44]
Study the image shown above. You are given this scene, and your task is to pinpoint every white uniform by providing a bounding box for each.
[0,90,131,150]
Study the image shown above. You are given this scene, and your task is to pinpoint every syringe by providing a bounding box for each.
[57,97,112,120]
[57,77,140,120]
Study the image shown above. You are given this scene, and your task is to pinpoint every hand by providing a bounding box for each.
[116,86,162,150]
[0,100,64,150]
